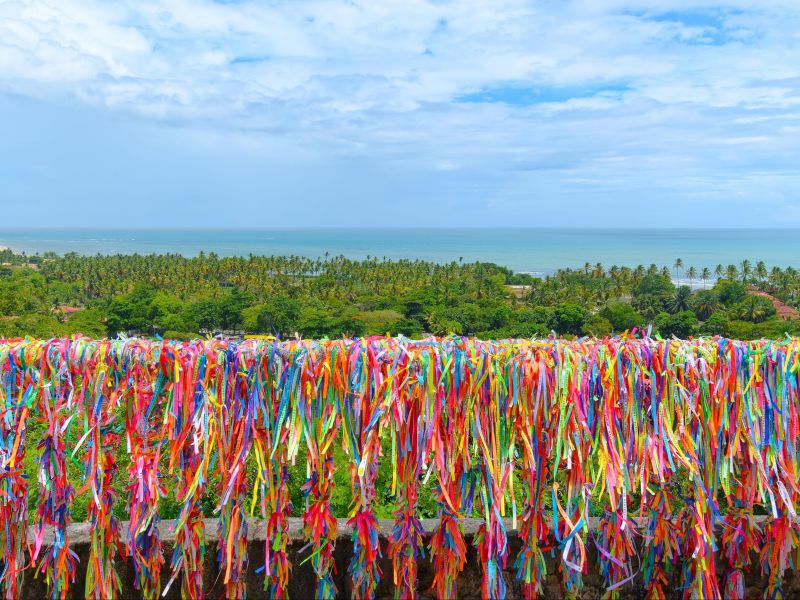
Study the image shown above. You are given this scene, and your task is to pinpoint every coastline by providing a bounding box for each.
[1,228,799,276]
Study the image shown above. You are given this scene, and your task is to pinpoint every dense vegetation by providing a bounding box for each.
[1,249,799,341]
[2,249,798,522]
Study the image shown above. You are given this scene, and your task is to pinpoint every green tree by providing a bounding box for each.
[62,309,107,338]
[217,289,252,331]
[690,290,721,320]
[631,294,664,320]
[187,299,222,332]
[582,315,612,336]
[599,302,642,332]
[755,261,767,282]
[105,285,158,335]
[715,281,747,306]
[245,297,301,336]
[714,264,724,281]
[740,259,752,283]
[635,274,675,298]
[701,267,711,289]
[548,303,588,335]
[687,266,697,287]
[731,296,775,323]
[668,286,692,313]
[674,258,683,281]
[700,312,728,336]
[655,311,699,338]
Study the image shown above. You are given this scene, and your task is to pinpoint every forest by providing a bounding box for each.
[1,248,799,341]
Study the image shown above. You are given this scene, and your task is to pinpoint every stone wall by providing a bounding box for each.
[22,518,799,599]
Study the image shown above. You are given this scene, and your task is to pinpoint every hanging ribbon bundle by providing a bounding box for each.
[0,335,797,600]
[641,486,680,599]
[299,343,341,600]
[31,341,77,600]
[251,343,299,598]
[429,341,475,599]
[341,341,384,599]
[721,500,762,599]
[164,342,214,599]
[387,340,431,599]
[214,346,254,600]
[514,345,552,600]
[760,515,799,599]
[550,344,592,597]
[472,344,517,600]
[719,367,762,600]
[79,341,128,600]
[125,343,167,600]
[0,341,34,599]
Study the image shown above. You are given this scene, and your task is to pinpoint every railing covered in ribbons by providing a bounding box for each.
[0,336,798,600]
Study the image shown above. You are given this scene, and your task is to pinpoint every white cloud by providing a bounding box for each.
[0,0,799,225]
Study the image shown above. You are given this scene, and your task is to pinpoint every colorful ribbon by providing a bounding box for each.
[0,335,796,600]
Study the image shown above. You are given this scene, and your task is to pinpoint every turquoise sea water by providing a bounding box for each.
[1,228,798,276]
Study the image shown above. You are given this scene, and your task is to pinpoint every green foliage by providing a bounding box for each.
[730,295,776,323]
[631,294,664,320]
[655,311,699,338]
[635,273,675,298]
[243,296,302,336]
[582,314,612,336]
[354,309,405,336]
[699,312,728,336]
[599,302,642,332]
[1,249,798,342]
[691,290,721,320]
[106,285,159,334]
[63,308,106,338]
[0,269,48,316]
[715,280,748,306]
[668,286,692,313]
[0,314,63,338]
[4,244,799,526]
[548,303,588,335]
[297,300,365,338]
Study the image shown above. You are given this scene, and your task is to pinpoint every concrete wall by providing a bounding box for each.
[22,518,800,599]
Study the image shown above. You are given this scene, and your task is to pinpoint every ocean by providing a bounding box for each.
[1,228,798,276]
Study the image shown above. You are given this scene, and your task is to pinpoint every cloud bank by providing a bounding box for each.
[1,0,799,226]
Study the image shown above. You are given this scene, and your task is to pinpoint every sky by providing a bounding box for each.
[1,0,799,228]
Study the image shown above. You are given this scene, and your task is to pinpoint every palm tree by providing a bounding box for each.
[687,266,697,288]
[669,286,692,313]
[674,258,683,282]
[714,264,724,281]
[692,292,721,320]
[740,260,752,284]
[734,296,771,323]
[755,261,767,283]
[593,263,605,278]
[701,267,711,289]
[726,264,739,282]
[632,294,662,320]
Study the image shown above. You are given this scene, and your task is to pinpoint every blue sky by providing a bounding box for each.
[1,0,799,227]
